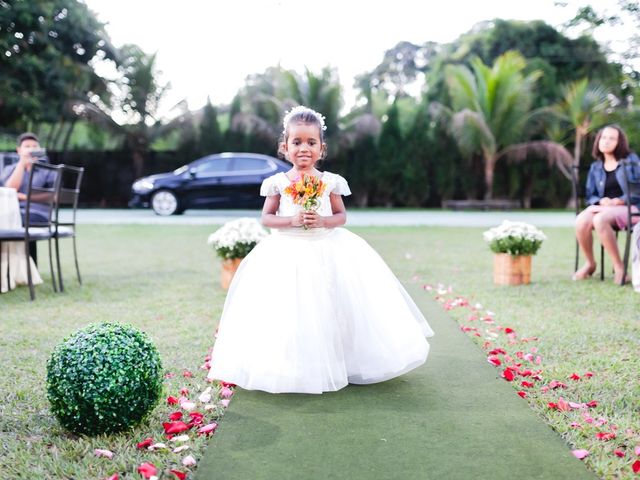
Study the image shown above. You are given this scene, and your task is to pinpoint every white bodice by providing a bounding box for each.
[260,171,351,217]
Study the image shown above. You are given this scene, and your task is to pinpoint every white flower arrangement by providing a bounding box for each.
[483,220,546,256]
[207,218,268,259]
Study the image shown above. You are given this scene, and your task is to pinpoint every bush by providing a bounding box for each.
[46,323,163,436]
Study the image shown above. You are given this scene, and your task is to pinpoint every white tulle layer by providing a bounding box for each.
[208,228,434,394]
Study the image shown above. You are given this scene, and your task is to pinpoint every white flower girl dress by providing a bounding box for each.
[208,171,434,394]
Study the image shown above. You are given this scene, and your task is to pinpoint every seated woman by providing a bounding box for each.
[574,124,640,283]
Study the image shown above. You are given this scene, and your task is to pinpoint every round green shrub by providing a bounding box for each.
[46,322,163,436]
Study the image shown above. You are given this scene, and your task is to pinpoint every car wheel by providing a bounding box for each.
[151,189,180,216]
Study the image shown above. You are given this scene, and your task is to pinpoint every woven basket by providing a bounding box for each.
[220,258,243,290]
[493,253,531,285]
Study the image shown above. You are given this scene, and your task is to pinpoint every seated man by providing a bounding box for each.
[1,132,57,264]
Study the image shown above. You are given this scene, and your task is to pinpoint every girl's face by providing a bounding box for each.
[598,127,619,156]
[284,122,324,170]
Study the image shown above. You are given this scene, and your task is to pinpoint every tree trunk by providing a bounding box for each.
[483,154,496,200]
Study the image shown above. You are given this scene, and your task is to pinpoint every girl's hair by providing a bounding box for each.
[592,124,631,160]
[279,105,328,160]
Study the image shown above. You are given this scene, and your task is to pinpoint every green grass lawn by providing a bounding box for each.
[1,224,638,479]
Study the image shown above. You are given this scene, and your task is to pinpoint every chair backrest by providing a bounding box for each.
[621,157,640,227]
[24,162,62,232]
[53,164,84,228]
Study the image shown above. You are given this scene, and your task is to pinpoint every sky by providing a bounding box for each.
[83,0,625,118]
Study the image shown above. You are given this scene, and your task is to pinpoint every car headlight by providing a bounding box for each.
[132,179,154,193]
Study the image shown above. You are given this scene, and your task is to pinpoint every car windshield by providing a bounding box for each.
[173,165,189,175]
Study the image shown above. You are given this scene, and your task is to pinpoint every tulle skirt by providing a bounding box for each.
[207,227,434,394]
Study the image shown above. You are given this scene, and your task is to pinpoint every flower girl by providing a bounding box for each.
[208,106,434,394]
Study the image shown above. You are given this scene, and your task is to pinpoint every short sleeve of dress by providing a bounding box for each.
[332,174,352,196]
[260,175,280,197]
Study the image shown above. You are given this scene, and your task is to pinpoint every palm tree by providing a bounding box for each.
[444,51,541,199]
[552,78,610,206]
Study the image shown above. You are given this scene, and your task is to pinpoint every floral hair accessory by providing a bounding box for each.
[282,105,327,133]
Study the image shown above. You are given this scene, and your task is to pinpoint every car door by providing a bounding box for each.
[224,157,277,207]
[180,156,234,207]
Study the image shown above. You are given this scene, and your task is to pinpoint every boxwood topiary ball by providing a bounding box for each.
[46,322,163,436]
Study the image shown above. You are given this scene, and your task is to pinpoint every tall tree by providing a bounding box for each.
[198,98,222,155]
[0,0,117,129]
[444,51,541,199]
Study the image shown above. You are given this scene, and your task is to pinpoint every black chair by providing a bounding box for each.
[0,162,61,300]
[52,164,84,292]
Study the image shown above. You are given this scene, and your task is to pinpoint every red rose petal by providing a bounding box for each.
[614,449,625,458]
[183,370,193,378]
[105,475,119,480]
[595,432,616,441]
[167,396,179,405]
[501,368,515,382]
[517,391,527,398]
[136,437,153,450]
[504,327,514,334]
[586,400,598,408]
[137,462,158,479]
[163,421,191,434]
[569,373,581,381]
[180,387,189,396]
[632,460,640,474]
[583,372,594,378]
[557,397,571,412]
[548,402,558,409]
[487,355,501,367]
[169,411,183,421]
[170,470,187,480]
[521,381,534,388]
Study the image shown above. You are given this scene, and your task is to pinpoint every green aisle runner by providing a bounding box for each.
[196,285,594,480]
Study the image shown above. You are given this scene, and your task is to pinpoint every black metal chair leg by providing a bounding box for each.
[25,239,34,301]
[72,236,81,285]
[575,240,579,272]
[55,236,64,292]
[48,238,58,293]
[600,245,605,280]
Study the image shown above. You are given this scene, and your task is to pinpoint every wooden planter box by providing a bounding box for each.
[221,258,243,290]
[493,253,532,286]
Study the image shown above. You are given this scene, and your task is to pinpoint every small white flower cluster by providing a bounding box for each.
[282,105,327,133]
[207,218,268,258]
[483,220,546,243]
[483,220,546,256]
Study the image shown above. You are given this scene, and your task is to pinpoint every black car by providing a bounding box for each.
[129,152,290,215]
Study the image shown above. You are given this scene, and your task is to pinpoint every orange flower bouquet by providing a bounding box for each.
[283,174,327,228]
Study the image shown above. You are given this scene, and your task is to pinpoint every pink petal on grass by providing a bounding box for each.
[557,397,571,412]
[635,445,640,456]
[173,445,190,454]
[94,449,114,459]
[198,422,218,436]
[220,387,234,398]
[105,474,119,480]
[583,372,594,378]
[572,449,589,459]
[220,399,230,408]
[182,455,197,467]
[183,370,193,378]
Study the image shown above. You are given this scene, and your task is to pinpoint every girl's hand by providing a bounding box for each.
[302,210,324,228]
[612,198,625,206]
[290,211,304,227]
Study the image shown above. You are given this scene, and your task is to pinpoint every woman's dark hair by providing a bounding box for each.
[591,124,631,160]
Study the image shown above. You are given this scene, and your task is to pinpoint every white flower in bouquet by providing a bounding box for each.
[483,220,546,256]
[207,218,268,259]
